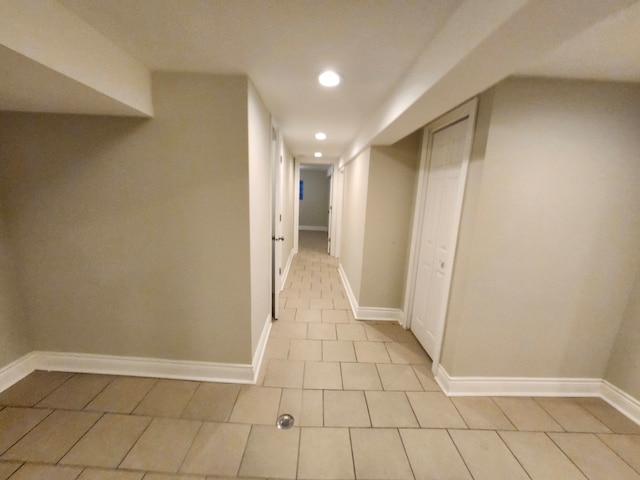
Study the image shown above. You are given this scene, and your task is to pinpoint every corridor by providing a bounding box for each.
[0,231,638,479]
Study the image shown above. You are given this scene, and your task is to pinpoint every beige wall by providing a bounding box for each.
[300,169,330,229]
[0,73,255,364]
[606,265,640,399]
[339,150,370,300]
[360,133,421,308]
[247,81,272,354]
[441,78,640,379]
[0,205,31,368]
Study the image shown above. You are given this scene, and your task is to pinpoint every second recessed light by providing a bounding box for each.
[315,132,327,140]
[318,70,341,87]
[314,152,323,158]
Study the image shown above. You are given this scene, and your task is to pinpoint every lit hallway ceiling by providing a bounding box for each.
[1,0,639,162]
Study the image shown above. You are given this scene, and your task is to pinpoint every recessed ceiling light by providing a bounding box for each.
[315,132,327,140]
[318,70,341,87]
[314,152,323,158]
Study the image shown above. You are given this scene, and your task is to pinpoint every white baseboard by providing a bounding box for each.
[0,350,259,394]
[436,365,640,426]
[435,366,602,397]
[280,248,295,290]
[299,225,328,232]
[601,380,640,427]
[0,352,38,393]
[338,264,403,323]
[252,315,272,383]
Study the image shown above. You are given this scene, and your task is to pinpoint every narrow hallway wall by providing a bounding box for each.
[0,73,255,365]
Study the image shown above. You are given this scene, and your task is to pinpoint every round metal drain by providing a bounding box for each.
[276,413,295,430]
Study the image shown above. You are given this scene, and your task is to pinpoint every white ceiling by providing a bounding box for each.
[1,0,639,161]
[57,0,463,158]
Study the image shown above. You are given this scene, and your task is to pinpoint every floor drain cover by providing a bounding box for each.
[276,413,295,430]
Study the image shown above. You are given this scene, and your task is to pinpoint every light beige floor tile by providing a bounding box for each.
[84,377,157,414]
[363,324,397,342]
[238,425,299,479]
[120,417,201,473]
[598,434,640,473]
[0,461,22,480]
[2,410,100,463]
[299,390,324,427]
[298,428,354,480]
[278,388,303,424]
[412,364,441,391]
[61,413,151,468]
[0,407,51,454]
[309,298,334,309]
[354,342,391,363]
[322,340,356,362]
[400,429,473,480]
[77,469,144,480]
[351,428,413,480]
[299,289,322,299]
[180,422,250,477]
[450,430,530,480]
[577,398,640,434]
[322,310,349,324]
[386,342,430,364]
[365,391,418,427]
[0,371,73,407]
[294,309,322,323]
[493,397,564,432]
[270,321,307,339]
[341,363,382,390]
[550,432,640,480]
[377,364,423,391]
[452,397,515,430]
[142,474,207,480]
[307,323,336,340]
[133,379,198,418]
[303,362,342,390]
[277,308,296,322]
[7,463,83,480]
[310,282,332,292]
[324,391,370,427]
[288,340,322,361]
[263,359,304,389]
[332,298,351,310]
[336,324,368,341]
[501,431,589,480]
[263,337,290,360]
[286,298,311,309]
[277,388,324,428]
[322,290,345,300]
[229,386,281,425]
[181,383,240,422]
[535,397,611,433]
[407,392,467,428]
[37,374,113,410]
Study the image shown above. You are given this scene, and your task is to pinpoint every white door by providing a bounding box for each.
[410,113,472,360]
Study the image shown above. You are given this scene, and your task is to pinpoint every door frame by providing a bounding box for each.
[403,98,478,375]
[293,156,343,257]
[271,122,284,319]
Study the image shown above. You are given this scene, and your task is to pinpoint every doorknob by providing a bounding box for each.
[272,236,285,242]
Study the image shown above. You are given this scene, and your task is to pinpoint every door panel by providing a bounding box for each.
[411,118,469,357]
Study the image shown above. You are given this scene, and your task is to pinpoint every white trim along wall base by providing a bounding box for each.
[0,318,272,392]
[338,263,403,323]
[436,365,640,427]
[280,248,296,291]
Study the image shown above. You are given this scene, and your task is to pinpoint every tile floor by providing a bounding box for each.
[1,231,639,479]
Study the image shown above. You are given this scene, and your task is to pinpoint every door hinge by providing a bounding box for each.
[279,267,282,275]
[279,214,282,221]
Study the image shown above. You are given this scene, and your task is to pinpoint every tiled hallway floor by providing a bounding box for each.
[1,232,640,479]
